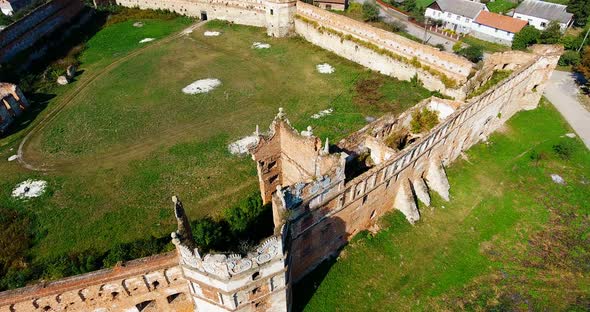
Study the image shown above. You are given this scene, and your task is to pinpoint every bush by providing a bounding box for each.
[457,46,483,63]
[540,21,562,44]
[552,141,575,159]
[410,108,439,133]
[386,20,407,33]
[558,51,581,66]
[452,41,463,52]
[362,3,380,22]
[512,26,541,50]
[435,43,445,51]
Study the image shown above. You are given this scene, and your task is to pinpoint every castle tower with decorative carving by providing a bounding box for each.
[170,196,291,311]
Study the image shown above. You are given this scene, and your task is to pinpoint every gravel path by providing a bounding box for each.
[543,70,590,150]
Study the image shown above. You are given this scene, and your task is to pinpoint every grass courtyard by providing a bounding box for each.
[296,98,590,311]
[0,17,435,286]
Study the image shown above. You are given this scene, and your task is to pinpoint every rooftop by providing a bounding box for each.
[429,0,486,19]
[475,11,528,33]
[515,0,573,24]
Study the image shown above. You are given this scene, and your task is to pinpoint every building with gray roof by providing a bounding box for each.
[514,0,573,31]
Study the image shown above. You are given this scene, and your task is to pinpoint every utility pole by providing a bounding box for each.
[578,26,590,53]
[423,17,429,44]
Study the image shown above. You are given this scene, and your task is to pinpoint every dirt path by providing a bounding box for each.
[17,21,206,172]
[543,70,590,150]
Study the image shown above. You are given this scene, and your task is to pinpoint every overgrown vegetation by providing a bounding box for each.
[456,45,483,63]
[0,192,271,290]
[297,98,590,311]
[410,107,439,133]
[353,76,433,113]
[468,70,513,99]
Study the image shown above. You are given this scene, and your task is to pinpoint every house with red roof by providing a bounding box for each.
[471,11,528,45]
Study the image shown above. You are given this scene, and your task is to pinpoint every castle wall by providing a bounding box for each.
[293,2,472,99]
[0,253,192,312]
[284,45,561,281]
[114,0,267,28]
[0,0,84,63]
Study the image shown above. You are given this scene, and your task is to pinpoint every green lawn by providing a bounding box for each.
[0,18,434,274]
[486,0,517,14]
[297,98,590,311]
[462,36,511,53]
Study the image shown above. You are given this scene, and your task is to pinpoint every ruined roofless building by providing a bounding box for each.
[0,83,29,133]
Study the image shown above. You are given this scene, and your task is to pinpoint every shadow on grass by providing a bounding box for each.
[0,92,55,138]
[292,257,338,312]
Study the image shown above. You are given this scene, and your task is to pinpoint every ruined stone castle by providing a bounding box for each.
[0,1,562,311]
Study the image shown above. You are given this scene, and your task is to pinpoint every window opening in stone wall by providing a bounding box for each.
[268,174,278,184]
[136,300,156,311]
[167,293,182,304]
[362,195,368,205]
[152,281,160,289]
[252,287,260,294]
[252,271,261,280]
[370,210,376,219]
[201,11,208,20]
[270,8,274,15]
[111,292,119,300]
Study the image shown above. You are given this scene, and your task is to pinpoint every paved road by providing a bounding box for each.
[351,0,456,51]
[377,7,456,51]
[543,70,590,150]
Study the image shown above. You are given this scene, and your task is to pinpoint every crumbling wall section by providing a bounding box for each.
[0,253,192,312]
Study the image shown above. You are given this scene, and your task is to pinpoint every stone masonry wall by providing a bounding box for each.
[0,253,192,312]
[276,45,562,281]
[0,0,84,63]
[114,0,267,28]
[294,2,473,99]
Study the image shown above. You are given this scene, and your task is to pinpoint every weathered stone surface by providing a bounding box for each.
[425,161,450,201]
[56,76,69,85]
[66,65,77,78]
[394,181,420,224]
[412,177,431,207]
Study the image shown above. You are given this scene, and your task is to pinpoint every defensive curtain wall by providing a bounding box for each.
[0,0,85,63]
[0,253,193,312]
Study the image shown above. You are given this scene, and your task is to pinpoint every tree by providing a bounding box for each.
[558,50,581,66]
[512,26,541,50]
[540,21,562,44]
[362,2,380,22]
[457,46,483,63]
[567,0,590,27]
[576,47,590,83]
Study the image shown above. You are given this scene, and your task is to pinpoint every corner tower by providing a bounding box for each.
[264,0,296,37]
[170,197,291,312]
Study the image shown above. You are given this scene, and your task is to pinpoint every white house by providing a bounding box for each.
[513,0,573,32]
[425,0,487,34]
[471,11,528,45]
[0,0,32,15]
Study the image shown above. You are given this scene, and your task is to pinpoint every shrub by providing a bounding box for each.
[435,43,445,51]
[362,3,380,22]
[410,108,439,133]
[552,141,575,159]
[540,21,562,44]
[457,46,483,63]
[452,41,463,52]
[512,26,541,50]
[558,51,581,66]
